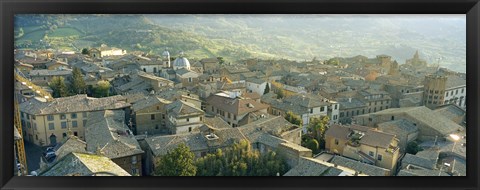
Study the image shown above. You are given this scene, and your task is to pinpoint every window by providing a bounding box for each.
[228,113,231,118]
[162,114,165,119]
[60,114,66,120]
[188,127,192,132]
[21,112,24,118]
[132,156,137,164]
[446,92,449,97]
[200,117,203,121]
[151,114,155,120]
[26,114,30,120]
[74,132,78,136]
[362,109,365,114]
[335,139,339,145]
[310,109,313,114]
[27,122,31,128]
[157,106,160,110]
[369,151,374,157]
[368,108,371,113]
[61,122,67,129]
[186,118,190,122]
[346,112,349,117]
[356,110,359,115]
[461,88,464,93]
[62,133,67,138]
[351,111,354,116]
[72,121,78,128]
[368,118,372,122]
[71,113,77,119]
[334,105,338,109]
[155,124,159,129]
[233,115,237,120]
[35,135,38,140]
[380,106,383,110]
[132,168,139,175]
[340,112,344,117]
[211,106,214,112]
[377,154,383,161]
[386,106,388,109]
[188,77,192,82]
[49,123,55,130]
[83,120,87,127]
[391,116,394,120]
[33,123,37,130]
[374,107,376,112]
[456,89,458,94]
[32,115,36,120]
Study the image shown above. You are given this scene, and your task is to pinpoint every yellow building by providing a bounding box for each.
[325,124,400,175]
[19,95,131,147]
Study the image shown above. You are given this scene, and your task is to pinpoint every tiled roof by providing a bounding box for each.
[445,75,466,89]
[203,116,232,129]
[131,96,171,112]
[55,136,87,160]
[377,119,419,138]
[359,129,396,149]
[401,153,436,170]
[397,168,449,176]
[330,156,390,176]
[325,124,351,140]
[166,100,204,118]
[336,97,367,110]
[20,94,130,115]
[30,69,72,76]
[206,93,269,116]
[364,106,463,136]
[85,110,144,159]
[40,152,131,176]
[284,157,335,176]
[434,104,466,123]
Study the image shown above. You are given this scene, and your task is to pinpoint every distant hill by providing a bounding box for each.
[14,14,466,73]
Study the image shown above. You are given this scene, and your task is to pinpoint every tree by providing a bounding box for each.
[69,67,86,94]
[406,141,423,155]
[195,140,288,176]
[263,83,270,95]
[153,143,197,176]
[304,138,320,154]
[284,111,302,126]
[276,89,285,99]
[49,76,68,98]
[81,48,89,55]
[93,80,111,98]
[326,58,340,66]
[217,57,225,65]
[308,116,330,150]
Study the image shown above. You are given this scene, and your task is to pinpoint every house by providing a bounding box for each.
[46,59,69,70]
[433,104,466,126]
[353,106,465,141]
[85,110,144,176]
[54,135,88,160]
[166,100,205,134]
[144,115,304,174]
[89,45,126,58]
[336,97,368,124]
[39,152,131,176]
[324,124,400,174]
[19,94,131,146]
[328,155,391,176]
[29,69,72,86]
[246,77,269,96]
[137,71,175,92]
[175,68,200,89]
[261,93,337,133]
[377,119,419,152]
[200,58,219,74]
[131,95,172,136]
[15,61,34,75]
[205,91,269,127]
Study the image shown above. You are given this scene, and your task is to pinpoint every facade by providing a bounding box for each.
[206,91,269,127]
[246,77,269,96]
[29,70,72,85]
[19,95,131,146]
[423,74,466,110]
[175,68,200,89]
[325,124,400,174]
[337,97,368,124]
[166,100,205,134]
[131,96,172,135]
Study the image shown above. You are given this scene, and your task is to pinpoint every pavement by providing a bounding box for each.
[24,141,43,173]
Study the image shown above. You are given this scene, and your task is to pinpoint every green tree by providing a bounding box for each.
[305,138,320,154]
[153,143,197,176]
[263,83,270,95]
[81,48,89,55]
[326,58,340,66]
[308,116,330,150]
[406,141,423,155]
[69,67,86,94]
[93,80,111,98]
[284,111,302,126]
[276,88,285,99]
[49,76,68,98]
[217,57,225,65]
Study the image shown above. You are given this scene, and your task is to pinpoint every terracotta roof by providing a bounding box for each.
[206,94,269,115]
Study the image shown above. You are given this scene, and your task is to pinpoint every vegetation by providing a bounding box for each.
[406,141,423,155]
[81,48,89,55]
[263,83,270,95]
[304,138,320,154]
[195,140,288,176]
[308,116,330,150]
[325,58,340,66]
[284,111,302,126]
[92,80,111,98]
[152,143,197,176]
[276,88,285,99]
[69,67,87,94]
[49,76,68,98]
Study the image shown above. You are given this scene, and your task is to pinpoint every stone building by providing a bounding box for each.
[131,95,172,135]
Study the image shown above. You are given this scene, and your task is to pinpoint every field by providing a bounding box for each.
[48,27,83,38]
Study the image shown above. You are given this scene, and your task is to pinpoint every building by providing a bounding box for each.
[46,59,69,70]
[131,95,172,135]
[284,156,368,176]
[175,68,200,89]
[85,110,144,176]
[377,119,419,152]
[405,51,427,69]
[172,52,191,70]
[246,77,270,96]
[423,74,466,110]
[353,106,465,141]
[166,100,205,134]
[328,155,391,176]
[206,91,269,127]
[336,97,368,124]
[19,94,131,146]
[29,69,72,86]
[89,45,127,58]
[324,124,400,174]
[39,152,131,176]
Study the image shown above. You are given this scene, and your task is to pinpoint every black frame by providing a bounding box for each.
[1,0,479,190]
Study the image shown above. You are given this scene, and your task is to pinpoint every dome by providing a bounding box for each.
[162,50,170,57]
[173,57,191,70]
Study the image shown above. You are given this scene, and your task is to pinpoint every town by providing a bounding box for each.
[14,44,466,176]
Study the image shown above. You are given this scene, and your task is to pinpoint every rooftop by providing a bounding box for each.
[30,69,72,76]
[329,155,390,176]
